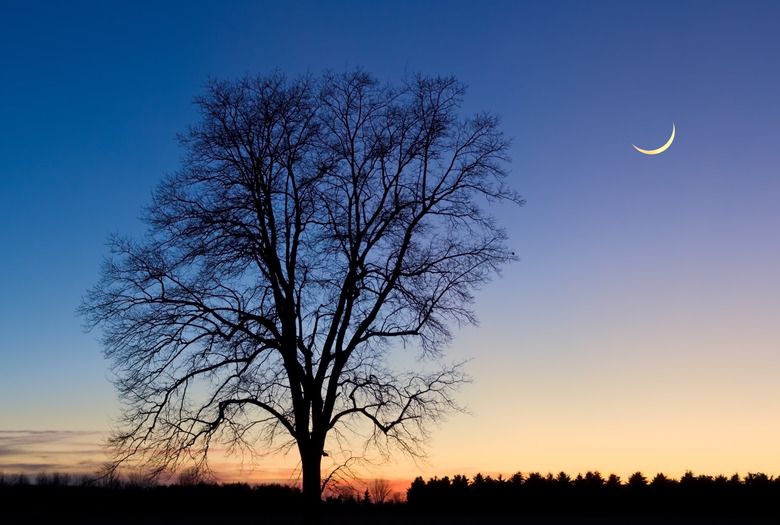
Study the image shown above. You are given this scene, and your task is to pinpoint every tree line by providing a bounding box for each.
[0,472,302,519]
[406,471,780,517]
[3,469,780,518]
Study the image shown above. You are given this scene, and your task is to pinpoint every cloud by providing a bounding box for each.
[0,430,349,485]
[0,463,58,473]
[0,430,106,475]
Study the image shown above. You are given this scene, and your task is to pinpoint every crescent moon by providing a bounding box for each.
[633,124,675,155]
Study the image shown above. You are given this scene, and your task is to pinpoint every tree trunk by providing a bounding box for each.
[300,441,323,523]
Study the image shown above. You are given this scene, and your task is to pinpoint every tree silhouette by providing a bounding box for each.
[555,471,572,486]
[627,471,648,487]
[743,472,773,487]
[524,472,546,488]
[509,472,525,485]
[369,478,392,504]
[580,471,605,487]
[606,473,621,487]
[650,472,676,487]
[80,69,521,511]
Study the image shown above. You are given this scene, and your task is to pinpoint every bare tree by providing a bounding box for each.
[176,465,209,486]
[369,478,393,504]
[80,69,522,510]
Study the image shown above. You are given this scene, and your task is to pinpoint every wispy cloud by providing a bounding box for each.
[0,430,106,475]
[0,431,298,482]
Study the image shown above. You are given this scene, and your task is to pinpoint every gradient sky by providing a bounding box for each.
[2,0,780,486]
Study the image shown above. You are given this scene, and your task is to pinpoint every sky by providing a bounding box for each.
[2,0,780,489]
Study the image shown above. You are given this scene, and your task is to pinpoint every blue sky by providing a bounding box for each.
[2,0,780,482]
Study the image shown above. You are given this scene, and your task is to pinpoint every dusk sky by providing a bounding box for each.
[2,1,780,487]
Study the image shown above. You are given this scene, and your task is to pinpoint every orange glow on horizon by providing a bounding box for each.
[4,428,780,492]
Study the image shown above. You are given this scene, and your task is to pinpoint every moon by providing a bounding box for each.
[633,124,675,155]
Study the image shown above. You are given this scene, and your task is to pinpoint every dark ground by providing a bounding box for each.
[4,516,779,525]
